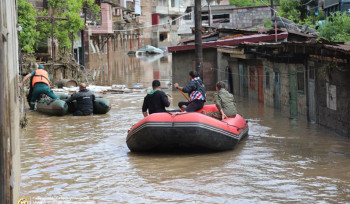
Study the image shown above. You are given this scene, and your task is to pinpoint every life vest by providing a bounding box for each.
[32,69,50,87]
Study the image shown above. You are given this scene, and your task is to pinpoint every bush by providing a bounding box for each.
[318,12,350,43]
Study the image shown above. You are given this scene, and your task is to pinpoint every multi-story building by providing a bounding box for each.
[151,0,193,47]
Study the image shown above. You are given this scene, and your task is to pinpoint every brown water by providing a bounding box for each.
[20,55,350,203]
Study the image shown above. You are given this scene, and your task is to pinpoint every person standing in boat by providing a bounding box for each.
[142,80,171,117]
[66,83,95,116]
[173,71,206,112]
[206,81,236,120]
[18,65,58,110]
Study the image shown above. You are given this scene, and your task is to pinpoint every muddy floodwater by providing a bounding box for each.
[20,55,350,203]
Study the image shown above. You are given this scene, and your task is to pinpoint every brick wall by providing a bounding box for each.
[231,6,276,28]
[92,3,113,34]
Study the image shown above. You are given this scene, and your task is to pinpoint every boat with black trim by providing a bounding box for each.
[126,104,248,152]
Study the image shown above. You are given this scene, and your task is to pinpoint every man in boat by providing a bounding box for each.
[18,65,58,110]
[173,71,206,112]
[66,83,95,116]
[142,80,171,117]
[206,81,236,120]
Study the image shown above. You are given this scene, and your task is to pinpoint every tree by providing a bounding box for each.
[41,0,100,52]
[18,0,40,53]
[318,12,350,43]
[278,0,318,23]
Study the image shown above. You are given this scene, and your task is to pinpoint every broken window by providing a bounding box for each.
[326,83,337,110]
[159,33,167,41]
[184,8,192,20]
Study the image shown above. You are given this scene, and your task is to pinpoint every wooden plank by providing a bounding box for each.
[230,53,255,59]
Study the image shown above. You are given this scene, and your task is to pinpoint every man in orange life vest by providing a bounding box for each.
[19,65,58,110]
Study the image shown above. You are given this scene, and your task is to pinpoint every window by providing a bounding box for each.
[1,0,7,28]
[184,8,192,20]
[326,83,337,110]
[113,8,121,16]
[265,71,270,89]
[213,14,230,19]
[297,69,305,93]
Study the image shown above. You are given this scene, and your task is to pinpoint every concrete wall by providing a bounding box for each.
[315,62,350,137]
[172,48,217,91]
[217,55,308,119]
[0,0,21,202]
[231,6,274,28]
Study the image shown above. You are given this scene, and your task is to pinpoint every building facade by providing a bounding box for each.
[217,41,350,137]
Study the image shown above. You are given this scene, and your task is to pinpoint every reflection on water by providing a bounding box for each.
[20,55,350,203]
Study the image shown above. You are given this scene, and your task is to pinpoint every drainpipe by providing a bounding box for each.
[107,37,110,84]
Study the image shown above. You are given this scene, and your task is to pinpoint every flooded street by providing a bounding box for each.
[20,55,350,203]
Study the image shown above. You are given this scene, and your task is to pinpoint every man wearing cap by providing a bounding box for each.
[142,80,171,117]
[19,65,58,110]
[66,83,95,116]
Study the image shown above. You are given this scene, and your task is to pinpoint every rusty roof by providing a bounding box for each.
[168,32,288,52]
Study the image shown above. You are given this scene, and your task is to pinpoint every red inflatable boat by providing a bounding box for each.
[126,104,249,152]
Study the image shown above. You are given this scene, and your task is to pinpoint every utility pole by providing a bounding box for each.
[270,0,274,18]
[194,0,203,78]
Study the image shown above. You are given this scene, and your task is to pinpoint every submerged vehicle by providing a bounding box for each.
[136,45,164,55]
[127,104,249,152]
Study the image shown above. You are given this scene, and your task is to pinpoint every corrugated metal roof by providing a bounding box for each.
[168,32,288,52]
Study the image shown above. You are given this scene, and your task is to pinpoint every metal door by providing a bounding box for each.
[257,65,264,103]
[239,62,244,96]
[289,70,298,117]
[308,66,316,122]
[274,70,280,109]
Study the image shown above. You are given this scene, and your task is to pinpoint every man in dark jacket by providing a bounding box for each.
[142,80,171,117]
[174,71,206,112]
[66,83,95,116]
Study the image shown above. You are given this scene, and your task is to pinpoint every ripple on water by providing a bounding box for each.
[20,94,350,203]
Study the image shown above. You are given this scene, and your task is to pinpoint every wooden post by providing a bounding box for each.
[194,0,203,78]
[275,13,277,42]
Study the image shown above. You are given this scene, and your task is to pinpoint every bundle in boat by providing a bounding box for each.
[36,98,68,116]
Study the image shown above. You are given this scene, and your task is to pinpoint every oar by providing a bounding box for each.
[178,89,190,101]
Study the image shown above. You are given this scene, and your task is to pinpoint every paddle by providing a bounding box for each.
[178,89,190,101]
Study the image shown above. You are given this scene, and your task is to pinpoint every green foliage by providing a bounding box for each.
[263,17,273,28]
[18,0,100,54]
[278,0,324,28]
[18,0,39,53]
[278,0,301,23]
[229,0,275,7]
[318,12,350,43]
[45,0,100,50]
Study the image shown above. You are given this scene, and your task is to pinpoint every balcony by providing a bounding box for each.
[152,6,185,15]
